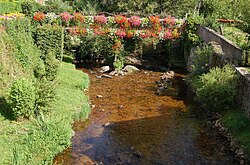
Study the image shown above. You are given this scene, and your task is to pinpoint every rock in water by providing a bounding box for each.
[99,66,110,73]
[123,65,140,73]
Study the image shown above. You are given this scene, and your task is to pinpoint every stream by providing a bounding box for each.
[54,64,238,165]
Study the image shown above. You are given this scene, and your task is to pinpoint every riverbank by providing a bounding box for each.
[0,62,90,164]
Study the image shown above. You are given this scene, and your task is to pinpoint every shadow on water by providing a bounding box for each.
[54,63,238,165]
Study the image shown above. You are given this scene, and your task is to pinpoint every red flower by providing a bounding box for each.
[149,16,160,25]
[33,12,46,22]
[126,30,135,38]
[115,15,130,29]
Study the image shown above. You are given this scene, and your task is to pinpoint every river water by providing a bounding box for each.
[54,66,238,165]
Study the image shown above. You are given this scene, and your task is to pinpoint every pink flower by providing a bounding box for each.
[115,29,126,38]
[164,29,173,40]
[94,15,107,24]
[60,12,72,22]
[129,16,141,26]
[164,16,175,26]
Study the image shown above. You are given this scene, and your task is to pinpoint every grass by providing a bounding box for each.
[221,109,250,156]
[0,62,90,164]
[223,26,249,50]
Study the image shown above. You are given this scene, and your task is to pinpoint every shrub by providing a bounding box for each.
[195,65,239,112]
[190,44,213,75]
[34,80,57,114]
[0,2,22,14]
[21,1,42,18]
[44,51,60,81]
[34,24,63,60]
[9,78,36,119]
[75,35,114,63]
[2,18,41,70]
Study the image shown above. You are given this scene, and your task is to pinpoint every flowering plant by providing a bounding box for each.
[115,15,130,29]
[60,12,72,22]
[126,30,135,39]
[34,12,46,22]
[163,29,173,40]
[94,15,107,24]
[164,15,175,27]
[129,16,141,27]
[149,16,160,25]
[73,12,85,23]
[115,29,126,38]
[94,27,109,35]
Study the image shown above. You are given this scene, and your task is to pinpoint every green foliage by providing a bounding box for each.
[34,24,63,60]
[96,0,196,17]
[34,80,57,114]
[183,15,201,48]
[0,29,26,97]
[221,109,250,155]
[223,26,250,50]
[44,51,60,81]
[21,1,42,18]
[0,62,90,164]
[195,65,239,112]
[75,35,114,63]
[40,0,73,14]
[113,57,124,70]
[190,44,213,75]
[73,0,100,14]
[9,78,36,119]
[0,2,22,14]
[3,18,41,70]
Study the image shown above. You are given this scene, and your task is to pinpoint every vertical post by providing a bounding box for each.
[219,25,224,35]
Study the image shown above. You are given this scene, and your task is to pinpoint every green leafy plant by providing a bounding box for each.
[34,24,63,60]
[34,80,57,114]
[195,65,239,112]
[190,44,213,75]
[9,78,36,119]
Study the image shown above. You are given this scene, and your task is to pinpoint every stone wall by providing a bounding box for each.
[235,67,250,116]
[196,25,243,66]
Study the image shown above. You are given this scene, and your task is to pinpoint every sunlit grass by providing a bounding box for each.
[0,62,90,164]
[221,109,250,156]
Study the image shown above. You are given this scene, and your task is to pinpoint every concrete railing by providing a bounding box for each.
[196,25,243,66]
[236,67,250,116]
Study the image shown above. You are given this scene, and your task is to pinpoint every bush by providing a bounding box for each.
[190,44,213,75]
[21,1,42,18]
[34,24,63,60]
[34,80,57,114]
[44,51,60,81]
[9,78,36,119]
[0,2,22,14]
[2,18,41,70]
[195,65,239,112]
[74,35,114,63]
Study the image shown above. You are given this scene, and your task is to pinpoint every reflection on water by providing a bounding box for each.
[54,69,237,165]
